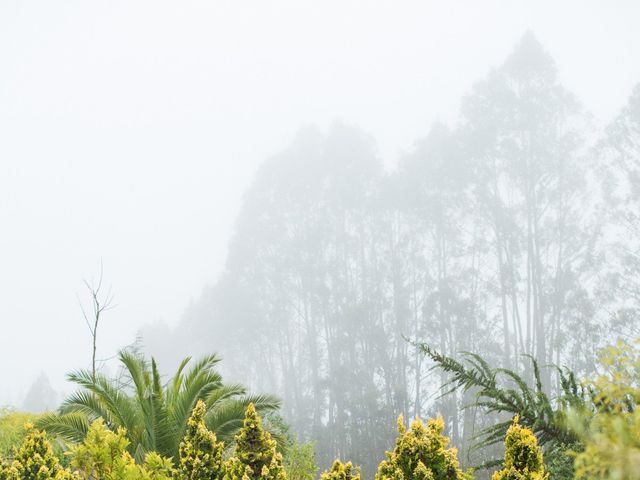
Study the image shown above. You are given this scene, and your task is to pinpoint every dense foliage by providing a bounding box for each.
[284,442,318,480]
[416,342,584,470]
[1,424,74,480]
[492,417,547,480]
[226,403,287,480]
[37,351,280,461]
[375,415,469,480]
[0,409,41,458]
[320,460,360,480]
[177,400,224,480]
[571,339,640,479]
[69,419,175,480]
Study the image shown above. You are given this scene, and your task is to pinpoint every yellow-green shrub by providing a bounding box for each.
[320,460,360,480]
[69,419,174,480]
[0,408,41,458]
[492,416,546,480]
[226,403,286,480]
[3,424,75,480]
[571,338,640,479]
[375,415,469,480]
[178,400,225,480]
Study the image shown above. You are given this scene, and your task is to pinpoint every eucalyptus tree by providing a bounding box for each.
[597,84,640,339]
[458,32,598,374]
[37,350,280,462]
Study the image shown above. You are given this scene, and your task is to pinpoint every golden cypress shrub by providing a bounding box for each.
[3,424,75,480]
[178,400,225,480]
[320,460,360,480]
[375,415,468,480]
[492,416,547,480]
[226,403,286,480]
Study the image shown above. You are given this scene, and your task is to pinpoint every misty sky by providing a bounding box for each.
[1,0,639,406]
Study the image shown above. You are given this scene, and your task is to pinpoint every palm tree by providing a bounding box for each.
[37,350,281,462]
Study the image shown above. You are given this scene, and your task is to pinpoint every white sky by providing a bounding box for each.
[1,0,639,406]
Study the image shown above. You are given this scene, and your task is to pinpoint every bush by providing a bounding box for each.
[0,408,41,458]
[2,424,75,480]
[178,400,225,480]
[284,442,317,480]
[69,419,174,480]
[320,460,360,480]
[375,415,470,480]
[491,416,547,480]
[226,403,287,480]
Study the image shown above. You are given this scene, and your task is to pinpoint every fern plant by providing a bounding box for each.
[415,342,587,451]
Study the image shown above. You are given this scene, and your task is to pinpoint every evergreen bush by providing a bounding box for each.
[226,403,286,480]
[375,415,469,480]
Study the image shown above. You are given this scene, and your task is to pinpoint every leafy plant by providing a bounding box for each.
[375,415,470,480]
[320,460,360,480]
[68,419,174,480]
[37,351,280,461]
[0,408,41,458]
[226,403,287,480]
[284,442,317,480]
[177,400,225,480]
[3,424,75,480]
[571,338,640,479]
[415,343,586,450]
[492,416,547,480]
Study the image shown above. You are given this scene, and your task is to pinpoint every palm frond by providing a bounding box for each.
[36,412,89,444]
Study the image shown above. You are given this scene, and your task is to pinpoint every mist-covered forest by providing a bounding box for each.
[2,4,640,480]
[136,33,639,476]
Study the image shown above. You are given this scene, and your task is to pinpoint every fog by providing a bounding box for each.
[1,1,640,472]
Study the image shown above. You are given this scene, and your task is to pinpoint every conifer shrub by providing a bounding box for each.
[178,400,225,480]
[226,403,287,480]
[492,416,547,480]
[320,460,360,480]
[375,415,469,480]
[3,424,75,480]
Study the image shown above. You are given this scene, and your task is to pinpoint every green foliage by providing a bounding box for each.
[3,424,75,480]
[178,400,225,480]
[571,338,640,479]
[416,343,585,449]
[492,417,547,480]
[0,408,41,458]
[320,460,359,480]
[375,415,469,480]
[226,403,287,480]
[38,351,280,461]
[283,442,317,480]
[68,419,174,480]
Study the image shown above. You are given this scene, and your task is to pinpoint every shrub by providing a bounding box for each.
[571,338,640,479]
[226,403,287,480]
[3,424,75,480]
[69,419,174,480]
[178,400,225,480]
[375,415,469,480]
[492,416,547,480]
[0,408,41,458]
[284,442,317,480]
[320,460,360,480]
